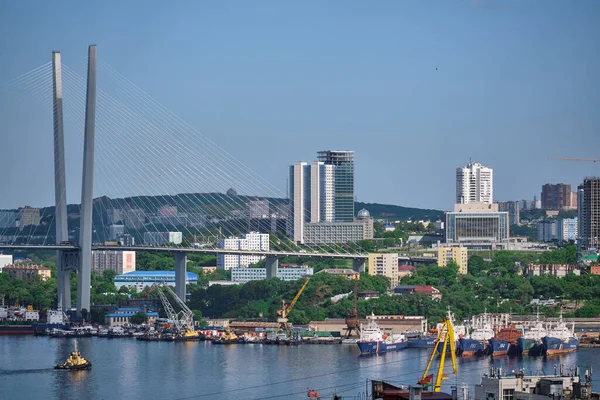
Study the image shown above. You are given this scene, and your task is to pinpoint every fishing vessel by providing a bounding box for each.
[459,312,494,356]
[55,340,91,371]
[356,318,407,354]
[542,315,579,355]
[517,313,547,356]
[487,314,522,357]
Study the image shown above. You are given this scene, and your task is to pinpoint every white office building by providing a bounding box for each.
[0,254,13,273]
[231,266,313,283]
[143,231,183,245]
[456,161,493,204]
[217,232,270,270]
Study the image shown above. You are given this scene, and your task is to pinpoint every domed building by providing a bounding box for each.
[357,208,370,219]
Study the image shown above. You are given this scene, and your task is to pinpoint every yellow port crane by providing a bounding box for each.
[550,157,600,163]
[419,315,457,392]
[276,277,311,338]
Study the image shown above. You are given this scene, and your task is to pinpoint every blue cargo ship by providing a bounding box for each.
[542,316,579,355]
[356,318,407,355]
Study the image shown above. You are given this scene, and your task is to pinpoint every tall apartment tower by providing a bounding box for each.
[541,183,572,210]
[456,161,493,204]
[317,150,355,222]
[578,177,600,251]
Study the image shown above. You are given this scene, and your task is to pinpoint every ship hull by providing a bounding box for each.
[55,362,92,371]
[542,336,579,355]
[407,337,436,348]
[0,325,35,335]
[459,338,485,356]
[516,338,544,356]
[357,340,408,354]
[488,338,509,356]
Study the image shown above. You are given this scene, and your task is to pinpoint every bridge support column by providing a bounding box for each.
[352,258,366,273]
[266,255,278,279]
[174,252,187,301]
[53,51,71,312]
[77,45,97,316]
[56,252,72,311]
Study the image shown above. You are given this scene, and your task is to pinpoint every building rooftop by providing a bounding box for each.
[115,271,198,280]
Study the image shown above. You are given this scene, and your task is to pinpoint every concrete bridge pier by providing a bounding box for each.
[266,255,278,279]
[174,252,187,301]
[352,258,366,273]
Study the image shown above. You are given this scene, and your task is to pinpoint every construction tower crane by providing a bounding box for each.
[550,157,600,162]
[276,277,311,338]
[419,315,457,392]
[344,279,360,338]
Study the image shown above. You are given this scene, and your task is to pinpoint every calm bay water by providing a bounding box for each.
[1,336,599,400]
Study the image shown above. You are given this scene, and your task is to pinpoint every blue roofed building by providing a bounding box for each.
[113,271,198,293]
[104,307,159,327]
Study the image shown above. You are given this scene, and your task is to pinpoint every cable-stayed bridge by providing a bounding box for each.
[0,45,367,316]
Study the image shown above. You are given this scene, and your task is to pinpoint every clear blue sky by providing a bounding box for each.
[0,1,598,211]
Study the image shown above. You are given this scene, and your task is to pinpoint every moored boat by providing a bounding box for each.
[542,315,579,355]
[488,315,522,357]
[516,312,547,356]
[459,312,494,356]
[356,318,407,355]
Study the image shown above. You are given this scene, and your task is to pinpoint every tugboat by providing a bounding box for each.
[212,327,239,344]
[55,340,91,370]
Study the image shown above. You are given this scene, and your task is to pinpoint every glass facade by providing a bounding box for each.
[446,212,509,243]
[317,151,354,222]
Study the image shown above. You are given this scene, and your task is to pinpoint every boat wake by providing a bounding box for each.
[0,368,57,375]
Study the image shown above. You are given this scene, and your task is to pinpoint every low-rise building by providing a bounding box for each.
[437,246,468,274]
[113,271,198,292]
[231,266,313,283]
[445,203,510,248]
[316,268,360,280]
[308,315,424,336]
[397,265,416,279]
[3,263,51,281]
[104,307,159,327]
[358,290,380,300]
[302,219,373,245]
[524,264,581,278]
[217,232,270,270]
[394,285,443,300]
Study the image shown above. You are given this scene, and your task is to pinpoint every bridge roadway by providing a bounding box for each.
[0,244,368,260]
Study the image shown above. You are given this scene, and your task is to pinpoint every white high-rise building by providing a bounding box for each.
[217,232,270,270]
[456,161,493,204]
[310,162,335,223]
[290,162,310,244]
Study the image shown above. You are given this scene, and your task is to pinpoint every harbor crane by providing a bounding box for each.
[419,315,457,392]
[145,283,199,340]
[277,277,311,338]
[344,279,360,338]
